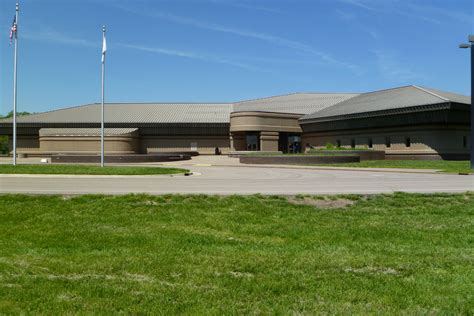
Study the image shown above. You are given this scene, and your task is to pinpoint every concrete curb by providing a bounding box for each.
[0,174,186,179]
[1,189,473,196]
[163,163,451,175]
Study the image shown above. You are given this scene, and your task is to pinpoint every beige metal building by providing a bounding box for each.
[0,85,470,159]
[300,86,470,159]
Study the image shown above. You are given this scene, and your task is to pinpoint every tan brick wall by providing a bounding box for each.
[230,112,302,133]
[302,126,469,155]
[230,133,246,151]
[140,135,230,155]
[39,136,139,154]
[9,136,40,152]
[260,131,279,151]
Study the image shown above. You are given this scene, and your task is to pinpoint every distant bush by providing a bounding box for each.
[0,111,31,154]
[325,143,335,150]
[0,136,8,154]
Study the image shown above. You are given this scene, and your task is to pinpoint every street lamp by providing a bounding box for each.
[459,35,474,170]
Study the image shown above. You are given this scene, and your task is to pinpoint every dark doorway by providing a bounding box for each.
[279,133,288,153]
[246,133,260,151]
[279,133,302,153]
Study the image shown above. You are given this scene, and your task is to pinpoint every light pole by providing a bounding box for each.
[459,35,474,170]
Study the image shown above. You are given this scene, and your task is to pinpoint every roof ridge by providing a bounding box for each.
[237,92,359,104]
[104,102,233,105]
[0,102,97,121]
[1,102,232,120]
[41,103,98,114]
[237,92,307,104]
[356,85,415,96]
[412,85,449,102]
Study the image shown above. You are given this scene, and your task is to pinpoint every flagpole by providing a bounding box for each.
[101,25,106,167]
[12,3,19,166]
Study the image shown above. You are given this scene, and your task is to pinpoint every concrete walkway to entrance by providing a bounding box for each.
[0,154,458,174]
[158,155,442,174]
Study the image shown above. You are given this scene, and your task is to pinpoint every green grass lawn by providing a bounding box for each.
[308,147,369,152]
[315,160,472,174]
[0,164,188,175]
[0,193,473,314]
[246,152,357,157]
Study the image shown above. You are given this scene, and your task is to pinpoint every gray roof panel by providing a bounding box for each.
[300,86,471,122]
[39,128,139,137]
[1,86,468,126]
[1,103,233,124]
[416,86,471,104]
[233,93,359,115]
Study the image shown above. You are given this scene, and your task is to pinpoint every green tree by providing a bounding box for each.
[0,111,31,154]
[1,111,31,118]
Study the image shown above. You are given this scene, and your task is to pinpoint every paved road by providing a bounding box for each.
[0,165,472,195]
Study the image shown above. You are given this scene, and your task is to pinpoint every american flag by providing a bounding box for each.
[9,15,17,44]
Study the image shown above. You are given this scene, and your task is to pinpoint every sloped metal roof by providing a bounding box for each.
[1,103,233,124]
[0,86,469,127]
[300,86,470,122]
[39,128,139,137]
[417,86,471,104]
[233,93,359,115]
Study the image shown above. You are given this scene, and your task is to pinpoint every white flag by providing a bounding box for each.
[101,33,107,63]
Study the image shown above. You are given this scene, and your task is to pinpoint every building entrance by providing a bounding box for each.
[279,133,302,153]
[246,133,260,151]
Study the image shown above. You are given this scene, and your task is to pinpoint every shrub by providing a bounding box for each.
[325,142,335,150]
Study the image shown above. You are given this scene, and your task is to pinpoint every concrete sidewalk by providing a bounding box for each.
[159,155,444,174]
[0,165,471,195]
[0,155,465,175]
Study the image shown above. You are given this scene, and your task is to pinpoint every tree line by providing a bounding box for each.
[0,111,31,154]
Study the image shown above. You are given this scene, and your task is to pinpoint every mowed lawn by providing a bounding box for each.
[0,193,473,314]
[315,160,471,174]
[0,164,188,175]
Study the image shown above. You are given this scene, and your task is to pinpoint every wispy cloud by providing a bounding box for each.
[206,0,284,14]
[335,10,379,39]
[22,29,98,47]
[20,24,332,74]
[374,50,424,83]
[114,5,362,73]
[338,0,472,25]
[118,43,269,72]
[405,2,473,25]
[21,27,267,72]
[340,0,441,24]
[236,56,327,67]
[339,0,378,11]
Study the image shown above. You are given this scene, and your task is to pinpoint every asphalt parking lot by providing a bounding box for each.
[0,162,472,195]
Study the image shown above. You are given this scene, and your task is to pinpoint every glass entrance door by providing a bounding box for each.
[246,133,260,151]
[288,135,302,153]
[278,133,289,153]
[279,133,302,153]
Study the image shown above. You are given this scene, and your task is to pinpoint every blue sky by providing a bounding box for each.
[0,0,473,114]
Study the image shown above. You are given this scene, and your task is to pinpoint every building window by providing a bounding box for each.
[336,140,341,148]
[405,137,411,148]
[368,138,373,149]
[463,136,467,148]
[351,139,355,149]
[385,137,391,148]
